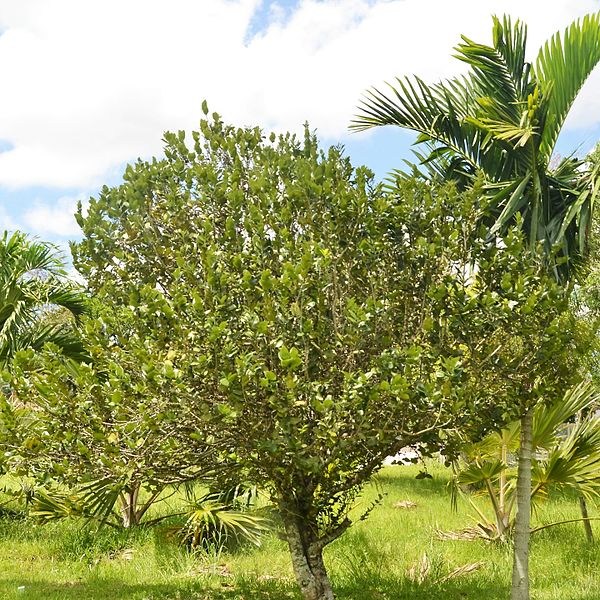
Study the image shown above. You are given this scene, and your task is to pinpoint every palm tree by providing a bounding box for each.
[453,381,600,541]
[352,14,600,600]
[0,231,87,366]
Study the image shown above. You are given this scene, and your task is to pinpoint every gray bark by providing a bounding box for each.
[282,514,334,600]
[119,482,140,528]
[511,410,532,600]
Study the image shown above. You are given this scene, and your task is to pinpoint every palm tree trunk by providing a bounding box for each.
[511,410,532,600]
[579,495,594,543]
[499,440,509,534]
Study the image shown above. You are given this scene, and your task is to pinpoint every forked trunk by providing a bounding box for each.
[282,513,334,600]
[511,410,532,600]
[119,482,141,528]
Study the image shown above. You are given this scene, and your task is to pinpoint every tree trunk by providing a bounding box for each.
[579,495,594,543]
[511,410,532,600]
[119,482,140,528]
[282,513,334,600]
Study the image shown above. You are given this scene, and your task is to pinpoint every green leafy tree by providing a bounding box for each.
[0,231,86,366]
[353,13,600,599]
[6,305,217,528]
[73,112,585,600]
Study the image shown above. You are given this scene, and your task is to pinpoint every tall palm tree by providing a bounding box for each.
[0,231,87,367]
[453,381,600,541]
[352,13,600,600]
[353,13,600,278]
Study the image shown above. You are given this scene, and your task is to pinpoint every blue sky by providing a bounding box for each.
[1,0,600,263]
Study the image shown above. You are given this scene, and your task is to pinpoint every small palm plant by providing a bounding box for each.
[30,479,272,551]
[30,478,163,529]
[175,488,272,551]
[452,381,600,541]
[0,231,86,366]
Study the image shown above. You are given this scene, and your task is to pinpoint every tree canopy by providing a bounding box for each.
[68,111,587,600]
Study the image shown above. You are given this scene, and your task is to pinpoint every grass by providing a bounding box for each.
[0,463,598,599]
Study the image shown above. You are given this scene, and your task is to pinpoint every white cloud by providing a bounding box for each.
[0,205,18,231]
[22,195,85,236]
[0,0,599,189]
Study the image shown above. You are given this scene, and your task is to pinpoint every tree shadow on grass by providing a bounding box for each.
[1,576,301,600]
[335,577,505,600]
[0,577,505,600]
[374,466,450,498]
[5,574,600,600]
[335,576,600,600]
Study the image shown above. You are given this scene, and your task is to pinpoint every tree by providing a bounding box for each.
[453,381,600,541]
[352,13,600,599]
[71,113,549,600]
[353,14,600,276]
[5,303,218,528]
[0,231,86,366]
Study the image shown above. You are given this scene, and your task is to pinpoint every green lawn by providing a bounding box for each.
[1,464,598,599]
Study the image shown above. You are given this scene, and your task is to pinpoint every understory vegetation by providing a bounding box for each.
[1,464,598,600]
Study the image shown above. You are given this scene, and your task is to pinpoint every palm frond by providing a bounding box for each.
[488,174,532,236]
[454,15,530,123]
[536,11,600,159]
[17,324,89,363]
[351,75,497,178]
[0,232,87,366]
[456,459,505,487]
[533,435,600,501]
[30,489,88,524]
[490,15,530,97]
[532,381,599,450]
[79,477,124,525]
[176,492,272,549]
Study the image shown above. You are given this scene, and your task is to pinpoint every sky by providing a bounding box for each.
[2,0,600,262]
